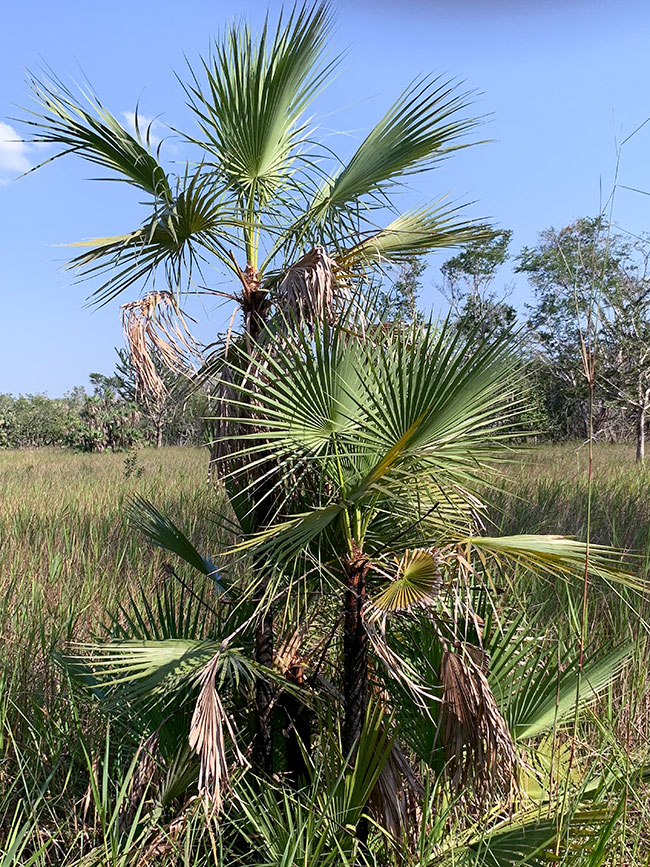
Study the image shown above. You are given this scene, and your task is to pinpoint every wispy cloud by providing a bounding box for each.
[0,122,33,183]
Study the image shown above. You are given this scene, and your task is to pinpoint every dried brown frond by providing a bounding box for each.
[439,648,518,809]
[189,653,247,812]
[121,291,201,401]
[138,799,199,866]
[369,740,423,841]
[277,245,351,325]
[275,628,304,676]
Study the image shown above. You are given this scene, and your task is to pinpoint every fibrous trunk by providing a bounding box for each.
[253,608,274,774]
[281,663,312,787]
[342,542,369,758]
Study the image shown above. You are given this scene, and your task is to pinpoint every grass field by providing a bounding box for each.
[1,443,649,863]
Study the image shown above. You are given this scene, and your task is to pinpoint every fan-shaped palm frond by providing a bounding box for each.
[488,634,635,742]
[370,549,442,614]
[66,168,238,306]
[210,315,522,560]
[462,534,642,591]
[183,2,336,209]
[22,72,172,199]
[309,75,480,227]
[340,205,490,268]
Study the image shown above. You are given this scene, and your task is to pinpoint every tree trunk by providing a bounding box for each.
[253,609,274,775]
[637,405,646,463]
[155,418,163,449]
[342,542,369,759]
[281,663,312,788]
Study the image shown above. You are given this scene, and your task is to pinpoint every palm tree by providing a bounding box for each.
[210,310,638,786]
[62,310,639,863]
[20,5,644,860]
[21,1,489,774]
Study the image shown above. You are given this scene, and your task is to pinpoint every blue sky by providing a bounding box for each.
[2,0,650,395]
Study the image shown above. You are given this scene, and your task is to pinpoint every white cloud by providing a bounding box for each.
[0,122,32,181]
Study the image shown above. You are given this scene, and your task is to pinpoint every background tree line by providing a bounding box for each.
[391,215,650,460]
[4,214,650,457]
[0,348,208,451]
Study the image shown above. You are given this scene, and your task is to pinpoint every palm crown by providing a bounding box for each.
[23,1,482,334]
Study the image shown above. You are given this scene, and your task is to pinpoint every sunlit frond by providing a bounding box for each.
[462,534,643,590]
[370,549,442,613]
[23,73,172,199]
[66,169,237,305]
[309,75,479,221]
[340,205,489,268]
[183,2,336,204]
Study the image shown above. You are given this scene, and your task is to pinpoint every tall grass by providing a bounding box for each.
[0,447,217,864]
[1,445,649,863]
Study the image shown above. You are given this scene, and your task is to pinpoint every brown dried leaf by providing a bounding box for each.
[189,653,247,812]
[121,291,201,401]
[277,245,350,325]
[440,648,518,808]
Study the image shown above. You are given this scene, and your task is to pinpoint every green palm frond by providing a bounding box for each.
[489,639,635,741]
[66,168,237,305]
[370,549,441,613]
[126,496,218,579]
[62,638,223,695]
[309,74,479,222]
[340,205,490,268]
[213,316,521,558]
[22,73,172,200]
[183,2,336,206]
[232,702,393,864]
[462,534,642,590]
[440,809,615,866]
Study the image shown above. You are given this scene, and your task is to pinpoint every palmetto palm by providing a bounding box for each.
[22,0,489,774]
[21,3,644,861]
[64,312,638,864]
[23,2,483,328]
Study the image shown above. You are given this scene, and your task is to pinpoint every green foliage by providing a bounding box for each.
[516,216,650,446]
[1,348,208,453]
[440,229,517,342]
[0,392,70,448]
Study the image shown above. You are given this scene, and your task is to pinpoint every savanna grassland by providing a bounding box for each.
[1,444,650,864]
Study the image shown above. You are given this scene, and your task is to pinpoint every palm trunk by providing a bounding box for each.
[281,663,312,787]
[342,542,369,758]
[253,608,274,774]
[242,264,278,776]
[155,418,163,449]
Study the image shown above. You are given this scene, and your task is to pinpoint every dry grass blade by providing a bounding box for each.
[440,648,518,808]
[189,653,247,812]
[277,245,348,324]
[121,291,202,400]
